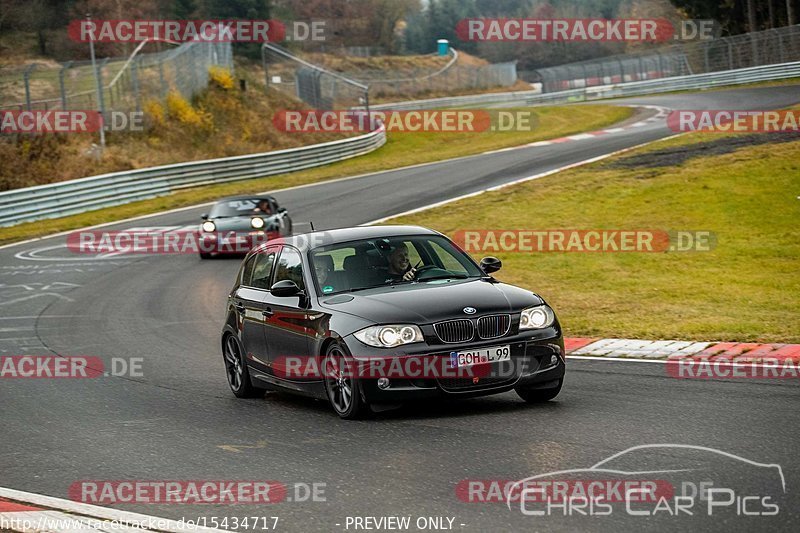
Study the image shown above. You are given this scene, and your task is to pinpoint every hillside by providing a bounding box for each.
[0,62,347,191]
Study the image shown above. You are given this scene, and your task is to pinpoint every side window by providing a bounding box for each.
[274,247,305,290]
[241,256,256,286]
[405,241,423,266]
[244,248,277,289]
[429,241,469,274]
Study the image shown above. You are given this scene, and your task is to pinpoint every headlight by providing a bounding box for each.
[520,305,555,330]
[201,221,216,233]
[353,325,423,348]
[251,217,265,229]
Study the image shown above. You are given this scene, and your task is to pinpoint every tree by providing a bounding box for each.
[368,0,419,53]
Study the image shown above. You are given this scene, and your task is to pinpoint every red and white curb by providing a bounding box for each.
[487,105,670,152]
[565,337,800,363]
[0,488,224,533]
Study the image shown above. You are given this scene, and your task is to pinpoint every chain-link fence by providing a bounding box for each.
[350,56,518,100]
[0,40,233,113]
[262,43,369,110]
[526,24,800,92]
[262,43,518,108]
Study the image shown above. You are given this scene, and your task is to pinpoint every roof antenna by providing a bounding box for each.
[310,221,315,231]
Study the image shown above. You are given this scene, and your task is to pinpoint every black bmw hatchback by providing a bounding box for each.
[221,225,565,419]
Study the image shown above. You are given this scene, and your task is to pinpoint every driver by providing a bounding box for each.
[253,199,272,215]
[386,242,417,282]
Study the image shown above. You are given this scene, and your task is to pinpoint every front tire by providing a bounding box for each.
[223,334,265,398]
[515,379,563,403]
[322,342,367,419]
[199,252,212,259]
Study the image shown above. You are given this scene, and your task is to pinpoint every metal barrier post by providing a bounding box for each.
[59,62,72,110]
[23,65,35,111]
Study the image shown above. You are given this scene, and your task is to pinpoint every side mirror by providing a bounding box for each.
[480,256,502,274]
[201,213,209,220]
[278,207,287,214]
[270,279,302,297]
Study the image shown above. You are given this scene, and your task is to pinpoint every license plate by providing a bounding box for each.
[450,345,511,368]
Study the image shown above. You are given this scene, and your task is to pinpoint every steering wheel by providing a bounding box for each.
[413,264,437,274]
[414,264,453,281]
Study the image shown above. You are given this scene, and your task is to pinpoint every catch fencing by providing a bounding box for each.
[527,24,800,92]
[371,61,800,111]
[261,43,517,108]
[262,43,369,110]
[0,40,233,114]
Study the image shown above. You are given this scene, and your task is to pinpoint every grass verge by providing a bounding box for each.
[0,104,632,245]
[387,131,800,343]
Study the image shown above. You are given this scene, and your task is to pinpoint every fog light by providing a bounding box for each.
[377,378,390,390]
[550,354,558,366]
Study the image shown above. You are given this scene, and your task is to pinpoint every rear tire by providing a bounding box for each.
[322,342,368,419]
[516,379,562,403]
[223,334,265,398]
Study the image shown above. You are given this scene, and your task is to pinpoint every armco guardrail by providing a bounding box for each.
[0,126,385,227]
[371,61,800,111]
[2,61,797,227]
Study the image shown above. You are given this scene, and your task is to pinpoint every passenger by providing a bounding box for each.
[315,255,340,293]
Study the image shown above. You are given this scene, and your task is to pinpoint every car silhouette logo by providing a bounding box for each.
[463,307,476,314]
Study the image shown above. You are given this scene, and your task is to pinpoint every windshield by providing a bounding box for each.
[209,198,273,218]
[309,234,484,295]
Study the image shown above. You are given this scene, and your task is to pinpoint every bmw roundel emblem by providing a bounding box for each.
[463,307,477,315]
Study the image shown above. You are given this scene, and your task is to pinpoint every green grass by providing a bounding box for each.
[387,132,800,343]
[0,104,632,245]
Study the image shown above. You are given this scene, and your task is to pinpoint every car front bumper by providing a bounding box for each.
[199,231,276,255]
[343,327,565,403]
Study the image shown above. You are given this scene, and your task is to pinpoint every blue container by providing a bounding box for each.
[437,39,449,56]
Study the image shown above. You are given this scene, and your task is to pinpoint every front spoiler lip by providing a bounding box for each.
[359,360,565,402]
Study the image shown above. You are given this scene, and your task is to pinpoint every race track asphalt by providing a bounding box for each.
[1,84,799,532]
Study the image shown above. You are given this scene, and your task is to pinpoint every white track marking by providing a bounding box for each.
[0,105,670,252]
[363,134,682,225]
[0,487,224,533]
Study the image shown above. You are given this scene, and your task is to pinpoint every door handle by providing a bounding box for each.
[262,307,274,317]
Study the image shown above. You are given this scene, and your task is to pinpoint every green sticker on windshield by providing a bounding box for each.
[322,285,334,293]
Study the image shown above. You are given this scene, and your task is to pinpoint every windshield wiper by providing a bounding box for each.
[421,273,470,281]
[342,286,383,293]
